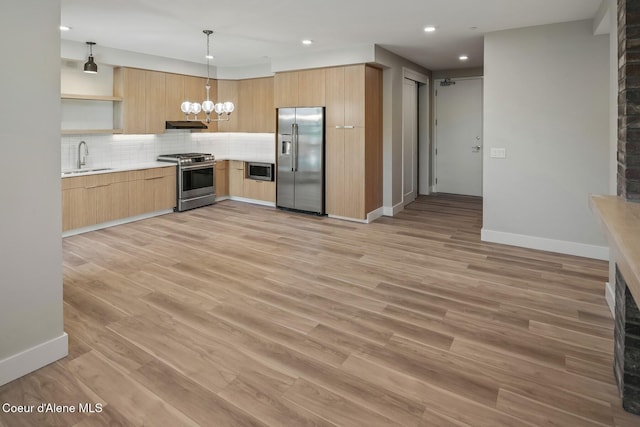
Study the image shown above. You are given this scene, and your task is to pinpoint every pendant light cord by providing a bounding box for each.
[204,30,212,87]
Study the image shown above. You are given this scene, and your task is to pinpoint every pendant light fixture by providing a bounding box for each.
[180,30,234,123]
[83,42,97,74]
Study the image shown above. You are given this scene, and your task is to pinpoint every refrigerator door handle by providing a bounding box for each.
[290,124,295,171]
[292,123,299,172]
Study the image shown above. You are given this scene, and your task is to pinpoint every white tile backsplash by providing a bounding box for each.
[61,132,275,171]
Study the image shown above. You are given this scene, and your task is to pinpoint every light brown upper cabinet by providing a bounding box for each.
[114,67,166,135]
[165,73,186,122]
[217,80,240,133]
[185,75,218,132]
[218,77,274,133]
[298,69,326,107]
[325,64,382,220]
[274,69,325,108]
[145,71,167,135]
[165,73,218,132]
[274,71,298,107]
[239,77,275,133]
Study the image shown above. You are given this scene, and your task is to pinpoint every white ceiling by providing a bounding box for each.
[61,0,603,71]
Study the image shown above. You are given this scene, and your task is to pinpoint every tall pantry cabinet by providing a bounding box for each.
[325,64,382,220]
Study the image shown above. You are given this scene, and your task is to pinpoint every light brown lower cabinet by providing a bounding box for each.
[228,160,245,197]
[95,176,129,224]
[128,167,176,216]
[62,172,129,231]
[215,160,229,197]
[228,160,275,202]
[243,179,276,202]
[62,166,176,232]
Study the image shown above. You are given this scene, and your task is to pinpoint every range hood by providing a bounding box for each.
[165,121,207,130]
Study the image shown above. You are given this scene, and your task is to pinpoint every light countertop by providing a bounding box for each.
[61,158,276,178]
[61,161,175,178]
[215,156,275,163]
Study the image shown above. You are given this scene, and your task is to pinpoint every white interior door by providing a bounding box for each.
[403,78,418,205]
[435,78,483,197]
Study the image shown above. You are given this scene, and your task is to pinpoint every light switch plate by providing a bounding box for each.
[490,148,506,159]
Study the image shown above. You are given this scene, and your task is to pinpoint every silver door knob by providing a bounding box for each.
[472,145,481,152]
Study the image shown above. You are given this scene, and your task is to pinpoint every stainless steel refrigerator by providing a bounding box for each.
[277,107,325,214]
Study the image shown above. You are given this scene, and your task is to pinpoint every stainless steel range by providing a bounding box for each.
[157,153,215,212]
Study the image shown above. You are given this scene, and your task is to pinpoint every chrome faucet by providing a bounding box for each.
[77,140,88,169]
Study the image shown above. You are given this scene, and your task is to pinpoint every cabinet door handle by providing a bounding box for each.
[86,184,110,189]
[335,125,343,129]
[145,176,164,181]
[343,125,355,129]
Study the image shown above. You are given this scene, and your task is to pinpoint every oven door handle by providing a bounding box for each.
[180,163,215,171]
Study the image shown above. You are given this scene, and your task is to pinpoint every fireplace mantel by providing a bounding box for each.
[590,195,640,300]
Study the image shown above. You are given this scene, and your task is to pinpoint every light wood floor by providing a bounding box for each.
[1,194,638,427]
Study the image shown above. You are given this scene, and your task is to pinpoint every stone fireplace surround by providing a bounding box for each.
[593,0,640,415]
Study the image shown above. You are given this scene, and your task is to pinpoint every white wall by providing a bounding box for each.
[432,67,484,79]
[271,45,375,73]
[0,0,67,385]
[482,20,610,259]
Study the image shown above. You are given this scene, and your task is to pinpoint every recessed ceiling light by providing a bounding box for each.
[424,26,436,33]
[205,54,214,59]
[459,55,469,61]
[302,39,313,45]
[59,25,71,31]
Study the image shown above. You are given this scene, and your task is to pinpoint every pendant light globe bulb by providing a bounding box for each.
[181,101,192,114]
[202,100,215,113]
[223,102,235,114]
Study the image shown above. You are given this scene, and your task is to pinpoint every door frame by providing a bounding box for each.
[432,76,484,195]
[401,68,429,208]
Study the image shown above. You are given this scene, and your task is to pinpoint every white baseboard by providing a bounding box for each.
[328,214,368,224]
[605,281,615,318]
[0,333,68,386]
[383,201,405,217]
[481,228,610,260]
[367,207,384,223]
[62,209,173,237]
[228,196,275,207]
[328,208,383,224]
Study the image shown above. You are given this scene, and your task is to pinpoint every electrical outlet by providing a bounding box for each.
[490,148,506,159]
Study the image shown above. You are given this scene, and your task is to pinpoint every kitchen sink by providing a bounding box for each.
[61,168,114,176]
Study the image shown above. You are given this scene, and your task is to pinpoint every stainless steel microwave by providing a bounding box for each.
[247,162,274,181]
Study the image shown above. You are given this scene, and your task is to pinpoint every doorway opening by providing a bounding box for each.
[402,71,430,207]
